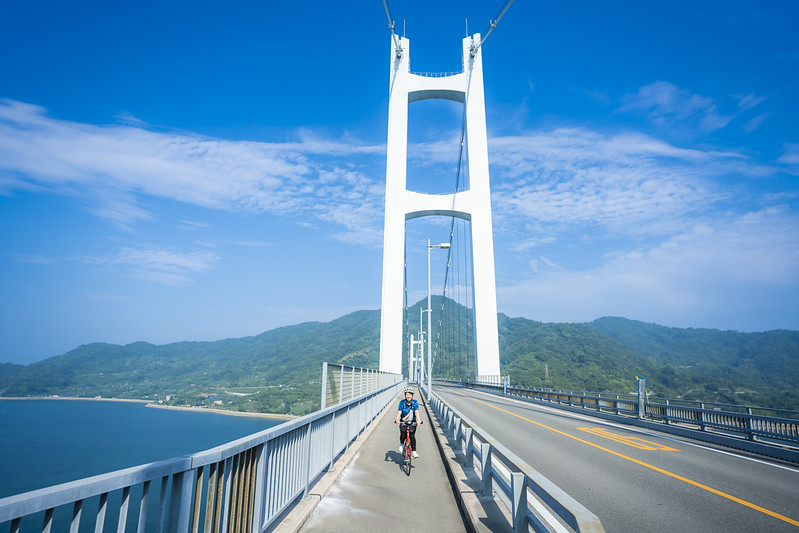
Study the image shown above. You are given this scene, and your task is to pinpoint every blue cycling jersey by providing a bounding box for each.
[397,399,419,422]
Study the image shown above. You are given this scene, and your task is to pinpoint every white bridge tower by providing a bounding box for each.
[378,35,501,380]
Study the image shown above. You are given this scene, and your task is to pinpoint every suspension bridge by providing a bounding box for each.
[2,1,799,532]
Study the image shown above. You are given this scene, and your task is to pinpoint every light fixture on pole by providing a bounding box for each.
[427,239,451,395]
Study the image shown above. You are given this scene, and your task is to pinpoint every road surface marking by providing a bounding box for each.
[450,390,799,527]
[469,388,799,473]
[578,427,679,451]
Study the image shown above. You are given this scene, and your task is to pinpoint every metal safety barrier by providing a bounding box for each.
[427,390,605,533]
[464,381,799,446]
[320,362,402,410]
[0,380,406,533]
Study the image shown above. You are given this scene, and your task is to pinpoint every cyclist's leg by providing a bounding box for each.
[409,425,417,451]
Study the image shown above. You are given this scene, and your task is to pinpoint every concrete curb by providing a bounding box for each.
[270,399,398,533]
[423,394,513,533]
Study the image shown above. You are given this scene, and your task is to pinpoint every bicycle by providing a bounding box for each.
[399,421,417,476]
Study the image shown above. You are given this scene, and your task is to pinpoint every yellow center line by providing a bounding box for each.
[451,390,799,527]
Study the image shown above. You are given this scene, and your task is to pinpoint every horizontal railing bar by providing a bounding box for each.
[0,457,189,523]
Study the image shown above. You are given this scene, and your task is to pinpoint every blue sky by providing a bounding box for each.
[1,1,798,365]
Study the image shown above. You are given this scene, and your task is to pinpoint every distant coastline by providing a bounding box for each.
[0,396,149,404]
[146,403,297,420]
[0,396,297,420]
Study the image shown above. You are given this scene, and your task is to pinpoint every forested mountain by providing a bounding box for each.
[1,301,797,413]
[0,310,380,415]
[586,317,799,408]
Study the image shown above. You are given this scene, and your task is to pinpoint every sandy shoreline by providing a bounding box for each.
[145,403,297,420]
[0,396,149,404]
[0,396,297,420]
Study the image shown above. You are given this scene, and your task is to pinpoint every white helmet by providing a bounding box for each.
[403,387,415,395]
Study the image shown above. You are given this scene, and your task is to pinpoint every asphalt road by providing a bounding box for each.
[435,384,799,533]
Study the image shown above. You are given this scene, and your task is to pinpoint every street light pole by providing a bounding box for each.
[427,239,451,395]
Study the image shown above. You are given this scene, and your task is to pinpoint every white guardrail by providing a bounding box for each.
[0,379,406,533]
[320,362,403,410]
[468,381,799,442]
[426,388,605,533]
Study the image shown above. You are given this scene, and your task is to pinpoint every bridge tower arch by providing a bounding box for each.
[379,35,500,380]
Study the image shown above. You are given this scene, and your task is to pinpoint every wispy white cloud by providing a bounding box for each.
[95,246,220,286]
[233,240,273,248]
[484,127,762,238]
[481,126,799,328]
[743,112,770,133]
[3,98,796,312]
[498,207,799,329]
[779,143,799,168]
[735,93,767,111]
[8,245,221,286]
[617,81,734,133]
[0,99,386,245]
[509,236,557,252]
[8,253,57,265]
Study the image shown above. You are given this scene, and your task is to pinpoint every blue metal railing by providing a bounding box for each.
[0,380,406,533]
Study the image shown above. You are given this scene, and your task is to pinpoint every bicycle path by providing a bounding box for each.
[295,392,467,532]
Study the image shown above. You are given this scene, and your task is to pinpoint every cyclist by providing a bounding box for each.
[394,386,423,458]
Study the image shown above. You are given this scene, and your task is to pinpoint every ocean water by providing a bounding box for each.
[0,399,285,500]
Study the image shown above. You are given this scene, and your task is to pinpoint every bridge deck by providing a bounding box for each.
[275,392,468,533]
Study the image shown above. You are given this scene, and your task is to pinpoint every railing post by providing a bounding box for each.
[157,476,169,533]
[329,411,337,471]
[637,378,647,419]
[167,470,194,533]
[303,421,313,501]
[321,362,328,410]
[72,500,83,533]
[464,427,474,467]
[339,365,345,404]
[220,457,233,530]
[252,443,267,532]
[96,492,108,533]
[511,472,528,533]
[137,481,150,533]
[746,407,755,441]
[345,404,351,451]
[480,442,493,499]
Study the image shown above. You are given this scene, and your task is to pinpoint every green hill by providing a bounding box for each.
[586,317,799,407]
[0,310,380,416]
[1,302,797,413]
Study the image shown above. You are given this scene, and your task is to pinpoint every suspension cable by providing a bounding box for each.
[470,0,517,56]
[382,0,403,56]
[403,237,409,375]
